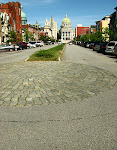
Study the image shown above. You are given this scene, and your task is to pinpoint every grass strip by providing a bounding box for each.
[28,44,66,61]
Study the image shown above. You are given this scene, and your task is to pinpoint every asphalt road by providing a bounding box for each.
[0,44,57,64]
[0,44,117,150]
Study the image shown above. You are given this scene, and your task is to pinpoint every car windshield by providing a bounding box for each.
[108,43,115,46]
[30,42,36,44]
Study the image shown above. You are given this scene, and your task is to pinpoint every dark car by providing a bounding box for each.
[89,43,95,49]
[44,41,50,45]
[84,42,90,48]
[99,42,108,54]
[19,42,27,50]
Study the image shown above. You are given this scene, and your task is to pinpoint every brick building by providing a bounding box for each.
[0,2,22,34]
[75,24,89,38]
[22,24,41,41]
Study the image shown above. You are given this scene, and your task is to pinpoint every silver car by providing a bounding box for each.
[0,44,20,51]
[0,44,15,51]
[105,41,117,53]
[36,41,44,47]
[93,43,101,51]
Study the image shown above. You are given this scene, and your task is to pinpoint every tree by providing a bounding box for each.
[7,30,22,44]
[23,29,30,42]
[80,34,90,42]
[23,29,35,42]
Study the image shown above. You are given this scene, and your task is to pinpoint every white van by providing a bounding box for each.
[105,41,117,53]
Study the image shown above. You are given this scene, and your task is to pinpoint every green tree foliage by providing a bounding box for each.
[79,27,112,42]
[80,34,90,42]
[38,34,55,43]
[7,30,22,44]
[23,29,34,42]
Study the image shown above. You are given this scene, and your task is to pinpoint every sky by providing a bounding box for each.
[0,0,117,29]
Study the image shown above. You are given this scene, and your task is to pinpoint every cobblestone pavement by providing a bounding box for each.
[0,61,117,107]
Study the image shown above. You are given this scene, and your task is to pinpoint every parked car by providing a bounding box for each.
[57,41,62,45]
[85,42,90,48]
[0,44,20,51]
[80,41,85,47]
[18,42,27,50]
[93,42,101,51]
[28,41,37,48]
[105,41,117,54]
[51,42,55,44]
[99,42,108,54]
[45,41,50,45]
[113,44,117,57]
[89,43,95,49]
[26,42,30,48]
[69,42,72,45]
[84,42,89,48]
[36,41,44,47]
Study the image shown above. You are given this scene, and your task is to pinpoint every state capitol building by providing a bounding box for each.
[60,14,75,42]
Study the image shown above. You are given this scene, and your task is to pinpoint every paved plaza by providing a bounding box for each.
[0,44,117,150]
[0,61,117,107]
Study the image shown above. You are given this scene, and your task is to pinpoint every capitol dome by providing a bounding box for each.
[21,5,27,25]
[62,14,71,23]
[60,14,75,42]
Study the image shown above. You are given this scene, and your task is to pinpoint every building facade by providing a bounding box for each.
[0,12,10,43]
[22,23,41,41]
[0,2,22,34]
[96,16,110,41]
[109,7,117,40]
[60,14,75,42]
[96,16,110,31]
[44,15,57,39]
[75,24,89,38]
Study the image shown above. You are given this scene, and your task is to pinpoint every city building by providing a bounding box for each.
[0,2,22,34]
[96,16,110,41]
[109,7,117,40]
[60,14,75,42]
[44,15,57,39]
[96,16,110,31]
[88,25,96,34]
[75,24,89,39]
[22,23,41,41]
[0,12,10,43]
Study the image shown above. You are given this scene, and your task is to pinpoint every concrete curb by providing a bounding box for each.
[59,44,66,61]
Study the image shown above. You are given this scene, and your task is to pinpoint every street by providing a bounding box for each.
[0,44,117,150]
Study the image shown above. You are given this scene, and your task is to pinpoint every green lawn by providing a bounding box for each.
[28,44,66,61]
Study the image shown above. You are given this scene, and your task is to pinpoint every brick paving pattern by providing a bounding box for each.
[0,61,117,106]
